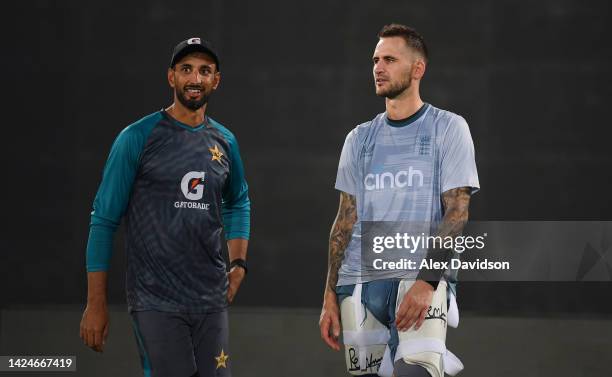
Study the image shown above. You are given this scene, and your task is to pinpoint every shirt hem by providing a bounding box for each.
[128,303,228,314]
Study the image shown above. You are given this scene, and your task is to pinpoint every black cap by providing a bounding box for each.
[170,37,220,71]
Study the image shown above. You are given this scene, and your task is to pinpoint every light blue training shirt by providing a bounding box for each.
[335,103,480,286]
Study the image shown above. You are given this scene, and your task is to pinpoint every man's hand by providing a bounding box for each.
[79,303,109,353]
[227,266,245,304]
[319,291,342,351]
[395,280,434,332]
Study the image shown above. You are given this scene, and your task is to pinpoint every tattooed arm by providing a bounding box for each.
[319,191,357,350]
[416,186,472,286]
[325,192,357,294]
[395,187,472,332]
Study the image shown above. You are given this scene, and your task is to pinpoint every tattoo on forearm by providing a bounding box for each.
[326,192,357,293]
[438,187,471,238]
[418,187,472,281]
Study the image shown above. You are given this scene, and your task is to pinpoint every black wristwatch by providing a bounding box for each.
[229,258,248,275]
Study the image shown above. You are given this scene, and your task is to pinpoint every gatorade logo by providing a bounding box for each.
[181,171,206,200]
[364,167,424,190]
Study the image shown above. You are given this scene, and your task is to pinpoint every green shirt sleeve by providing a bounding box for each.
[86,113,159,271]
[213,122,251,240]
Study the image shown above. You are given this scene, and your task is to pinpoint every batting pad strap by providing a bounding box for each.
[343,329,390,346]
[377,345,394,377]
[443,349,464,376]
[352,283,364,324]
[448,290,459,328]
[394,338,464,376]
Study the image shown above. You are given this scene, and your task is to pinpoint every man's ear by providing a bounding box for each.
[167,68,176,88]
[212,71,221,90]
[412,59,426,80]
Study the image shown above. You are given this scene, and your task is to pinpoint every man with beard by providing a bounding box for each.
[319,25,479,377]
[80,38,250,377]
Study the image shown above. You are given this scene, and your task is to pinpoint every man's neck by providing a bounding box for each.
[385,89,424,121]
[165,102,207,127]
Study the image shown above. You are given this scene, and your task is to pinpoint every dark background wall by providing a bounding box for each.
[1,0,611,315]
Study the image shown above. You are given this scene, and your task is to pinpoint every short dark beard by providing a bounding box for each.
[176,86,209,111]
[377,75,412,99]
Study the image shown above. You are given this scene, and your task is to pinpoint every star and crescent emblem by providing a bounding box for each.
[209,145,224,163]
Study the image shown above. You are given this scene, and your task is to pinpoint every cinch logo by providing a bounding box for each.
[181,171,206,200]
[364,167,424,191]
[187,37,201,45]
